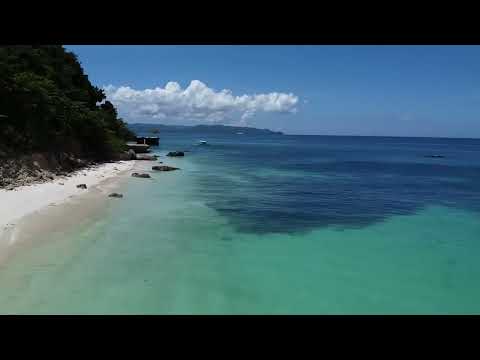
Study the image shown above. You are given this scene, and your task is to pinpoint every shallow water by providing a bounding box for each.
[1,132,480,314]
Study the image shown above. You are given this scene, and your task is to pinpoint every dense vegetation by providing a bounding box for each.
[0,45,135,159]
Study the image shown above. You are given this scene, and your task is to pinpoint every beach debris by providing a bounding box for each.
[152,165,180,171]
[131,173,151,178]
[108,193,124,198]
[76,184,87,189]
[166,151,184,157]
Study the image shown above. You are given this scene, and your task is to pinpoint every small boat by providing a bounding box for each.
[237,132,244,135]
[197,140,208,145]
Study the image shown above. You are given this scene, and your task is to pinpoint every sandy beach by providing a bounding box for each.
[0,160,136,262]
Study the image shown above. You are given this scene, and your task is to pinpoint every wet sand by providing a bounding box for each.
[0,161,139,264]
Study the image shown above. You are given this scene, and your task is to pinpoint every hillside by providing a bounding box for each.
[0,46,135,189]
[129,123,284,135]
[0,45,134,159]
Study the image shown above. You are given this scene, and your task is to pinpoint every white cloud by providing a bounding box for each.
[103,80,299,125]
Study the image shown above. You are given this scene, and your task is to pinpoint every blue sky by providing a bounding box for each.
[66,45,480,137]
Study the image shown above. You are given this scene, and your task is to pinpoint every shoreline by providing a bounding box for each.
[0,160,137,263]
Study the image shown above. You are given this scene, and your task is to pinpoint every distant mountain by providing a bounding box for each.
[129,123,284,136]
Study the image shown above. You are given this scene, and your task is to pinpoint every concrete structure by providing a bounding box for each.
[136,137,159,146]
[126,142,150,153]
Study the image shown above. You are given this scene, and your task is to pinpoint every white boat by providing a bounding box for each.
[197,140,208,145]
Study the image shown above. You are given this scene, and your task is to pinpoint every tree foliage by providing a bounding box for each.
[0,45,135,158]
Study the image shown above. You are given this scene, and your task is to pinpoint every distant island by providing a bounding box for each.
[129,123,284,136]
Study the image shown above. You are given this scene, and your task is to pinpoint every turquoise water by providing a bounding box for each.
[1,133,480,314]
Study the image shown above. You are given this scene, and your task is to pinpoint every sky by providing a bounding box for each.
[65,45,480,137]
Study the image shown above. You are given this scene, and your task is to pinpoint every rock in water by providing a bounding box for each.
[152,165,180,171]
[77,184,87,189]
[108,193,123,198]
[131,173,151,178]
[166,151,184,157]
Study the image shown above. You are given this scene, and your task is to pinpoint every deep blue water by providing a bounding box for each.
[152,131,480,234]
[2,130,480,314]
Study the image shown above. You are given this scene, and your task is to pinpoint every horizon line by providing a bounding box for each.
[128,122,480,140]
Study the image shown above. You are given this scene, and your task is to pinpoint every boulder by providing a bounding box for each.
[117,152,129,161]
[131,173,151,178]
[127,149,137,160]
[136,154,158,161]
[108,193,124,198]
[75,158,87,167]
[77,184,87,189]
[31,153,50,170]
[166,151,184,157]
[152,165,180,171]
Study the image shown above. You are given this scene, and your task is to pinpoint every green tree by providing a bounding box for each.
[0,45,135,158]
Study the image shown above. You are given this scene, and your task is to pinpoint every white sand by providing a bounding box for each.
[0,161,135,241]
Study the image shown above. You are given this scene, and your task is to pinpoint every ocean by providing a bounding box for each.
[1,130,480,314]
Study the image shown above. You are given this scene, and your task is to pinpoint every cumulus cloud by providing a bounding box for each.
[103,80,299,125]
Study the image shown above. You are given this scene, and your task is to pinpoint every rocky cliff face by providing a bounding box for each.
[0,152,95,190]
